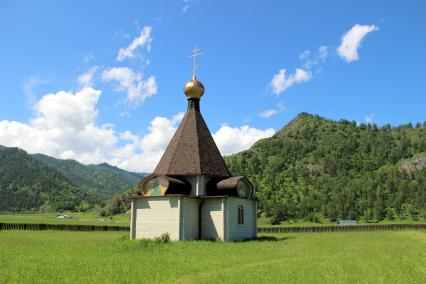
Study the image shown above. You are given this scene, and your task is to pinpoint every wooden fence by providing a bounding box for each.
[258,223,426,233]
[1,222,425,233]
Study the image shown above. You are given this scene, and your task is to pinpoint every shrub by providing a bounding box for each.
[155,233,171,244]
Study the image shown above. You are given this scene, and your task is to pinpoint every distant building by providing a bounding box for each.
[130,66,256,241]
[56,214,71,219]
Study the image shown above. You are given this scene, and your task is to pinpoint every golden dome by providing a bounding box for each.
[184,75,205,99]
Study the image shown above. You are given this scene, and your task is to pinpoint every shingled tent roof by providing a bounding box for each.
[153,102,231,177]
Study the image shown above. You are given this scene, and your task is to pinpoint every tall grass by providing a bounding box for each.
[0,230,425,283]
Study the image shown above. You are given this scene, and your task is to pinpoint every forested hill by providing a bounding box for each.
[33,154,146,197]
[0,147,101,212]
[225,113,426,223]
[0,146,148,212]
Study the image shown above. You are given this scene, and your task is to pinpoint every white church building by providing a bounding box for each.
[130,66,257,241]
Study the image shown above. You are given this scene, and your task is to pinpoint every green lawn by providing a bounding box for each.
[0,212,130,227]
[0,230,425,283]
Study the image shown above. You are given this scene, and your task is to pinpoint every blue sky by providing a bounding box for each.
[0,0,425,171]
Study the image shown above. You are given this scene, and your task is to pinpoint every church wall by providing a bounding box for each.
[225,197,257,241]
[132,196,181,241]
[201,198,225,240]
[181,197,199,240]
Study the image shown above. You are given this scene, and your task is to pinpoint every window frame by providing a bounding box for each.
[237,205,244,225]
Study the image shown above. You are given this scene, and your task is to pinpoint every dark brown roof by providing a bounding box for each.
[216,176,246,190]
[153,100,231,177]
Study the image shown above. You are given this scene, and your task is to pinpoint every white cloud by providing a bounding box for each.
[259,109,278,118]
[302,45,328,70]
[318,46,328,61]
[259,101,290,118]
[0,87,118,165]
[21,75,50,104]
[213,125,275,156]
[271,68,312,95]
[0,88,275,172]
[78,66,98,88]
[181,4,190,14]
[337,24,379,62]
[0,85,181,172]
[117,26,152,61]
[116,113,185,172]
[102,67,157,105]
[299,50,310,60]
[2,70,275,173]
[365,114,374,124]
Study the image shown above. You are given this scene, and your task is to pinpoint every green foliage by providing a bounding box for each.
[0,147,102,212]
[0,146,149,213]
[225,113,426,225]
[98,186,140,216]
[156,232,171,244]
[33,154,147,197]
[0,230,425,283]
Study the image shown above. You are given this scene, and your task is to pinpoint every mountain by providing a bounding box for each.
[225,113,426,224]
[0,147,101,212]
[33,154,147,197]
[95,162,145,180]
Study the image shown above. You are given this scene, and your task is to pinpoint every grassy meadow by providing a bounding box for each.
[0,230,425,283]
[0,212,130,227]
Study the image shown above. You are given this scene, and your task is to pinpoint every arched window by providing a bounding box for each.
[237,205,244,225]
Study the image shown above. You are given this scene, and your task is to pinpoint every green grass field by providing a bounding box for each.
[0,230,425,283]
[0,212,130,226]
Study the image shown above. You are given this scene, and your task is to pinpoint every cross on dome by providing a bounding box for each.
[188,47,203,79]
[184,47,205,99]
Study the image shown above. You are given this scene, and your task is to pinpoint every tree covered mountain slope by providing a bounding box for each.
[0,147,101,212]
[32,154,146,197]
[225,113,426,223]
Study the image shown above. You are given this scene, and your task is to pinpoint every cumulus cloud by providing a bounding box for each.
[78,66,98,88]
[21,75,50,104]
[117,26,152,61]
[213,125,275,156]
[0,85,179,172]
[337,24,379,62]
[271,68,312,95]
[1,81,273,172]
[117,113,184,171]
[102,67,157,105]
[0,87,117,165]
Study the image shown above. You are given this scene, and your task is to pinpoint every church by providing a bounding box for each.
[130,52,257,241]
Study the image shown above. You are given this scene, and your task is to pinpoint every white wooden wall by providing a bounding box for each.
[201,198,225,240]
[181,197,199,240]
[225,197,257,241]
[130,196,256,242]
[132,197,181,240]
